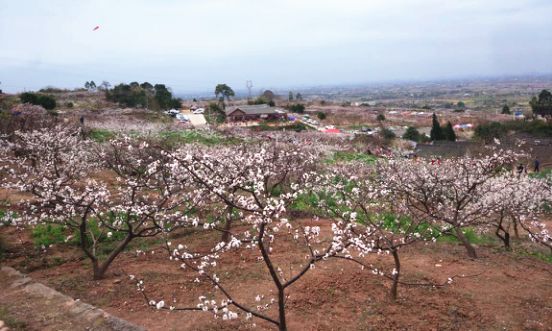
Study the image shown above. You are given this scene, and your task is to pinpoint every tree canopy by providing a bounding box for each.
[443,121,456,141]
[501,105,511,114]
[106,82,181,110]
[402,126,421,142]
[214,84,235,108]
[289,103,305,114]
[530,89,552,119]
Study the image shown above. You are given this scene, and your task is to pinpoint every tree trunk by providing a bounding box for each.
[495,221,511,251]
[221,206,233,243]
[390,249,401,301]
[512,216,520,239]
[277,288,287,331]
[455,228,477,259]
[92,234,134,280]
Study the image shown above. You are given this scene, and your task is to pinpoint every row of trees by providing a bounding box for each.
[1,129,550,330]
[84,81,111,92]
[106,82,181,110]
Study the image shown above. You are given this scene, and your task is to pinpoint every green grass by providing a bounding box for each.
[522,250,552,264]
[326,151,378,164]
[87,128,116,142]
[31,216,127,249]
[0,209,16,226]
[250,122,309,132]
[31,224,67,247]
[436,228,495,245]
[529,168,552,180]
[513,247,552,264]
[159,130,239,147]
[290,192,321,213]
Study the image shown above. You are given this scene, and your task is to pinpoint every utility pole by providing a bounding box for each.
[246,80,253,101]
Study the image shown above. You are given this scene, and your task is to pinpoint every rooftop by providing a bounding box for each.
[225,104,286,116]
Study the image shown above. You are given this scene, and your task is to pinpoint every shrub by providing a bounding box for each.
[19,92,56,110]
[381,128,396,140]
[402,126,421,142]
[317,112,327,120]
[248,96,274,106]
[289,104,305,114]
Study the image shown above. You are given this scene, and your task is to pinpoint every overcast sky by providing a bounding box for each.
[1,0,551,94]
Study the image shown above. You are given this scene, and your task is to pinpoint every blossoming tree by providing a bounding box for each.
[373,151,520,258]
[2,129,205,279]
[136,144,348,330]
[311,163,444,300]
[484,174,552,250]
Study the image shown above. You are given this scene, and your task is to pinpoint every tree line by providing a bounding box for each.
[105,82,181,110]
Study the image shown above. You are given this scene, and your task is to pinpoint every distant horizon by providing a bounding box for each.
[2,1,551,95]
[3,73,552,99]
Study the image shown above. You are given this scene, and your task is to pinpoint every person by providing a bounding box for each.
[534,159,540,173]
[517,163,524,178]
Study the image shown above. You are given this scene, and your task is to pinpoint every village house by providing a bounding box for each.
[225,104,286,122]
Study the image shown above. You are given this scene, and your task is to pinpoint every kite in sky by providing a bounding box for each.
[92,26,100,31]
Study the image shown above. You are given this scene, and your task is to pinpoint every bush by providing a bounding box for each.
[376,114,385,121]
[20,93,57,110]
[317,112,327,120]
[402,126,421,142]
[381,128,396,140]
[289,104,305,114]
[248,96,274,107]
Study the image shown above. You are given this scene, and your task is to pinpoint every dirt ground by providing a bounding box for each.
[1,220,551,331]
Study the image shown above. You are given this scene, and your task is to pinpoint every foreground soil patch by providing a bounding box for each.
[1,222,551,330]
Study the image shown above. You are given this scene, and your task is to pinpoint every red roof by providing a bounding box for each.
[322,129,341,134]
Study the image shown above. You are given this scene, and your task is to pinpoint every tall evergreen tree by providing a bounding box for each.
[501,105,511,114]
[444,121,456,141]
[430,113,444,141]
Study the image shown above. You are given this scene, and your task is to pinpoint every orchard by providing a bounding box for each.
[1,126,551,330]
